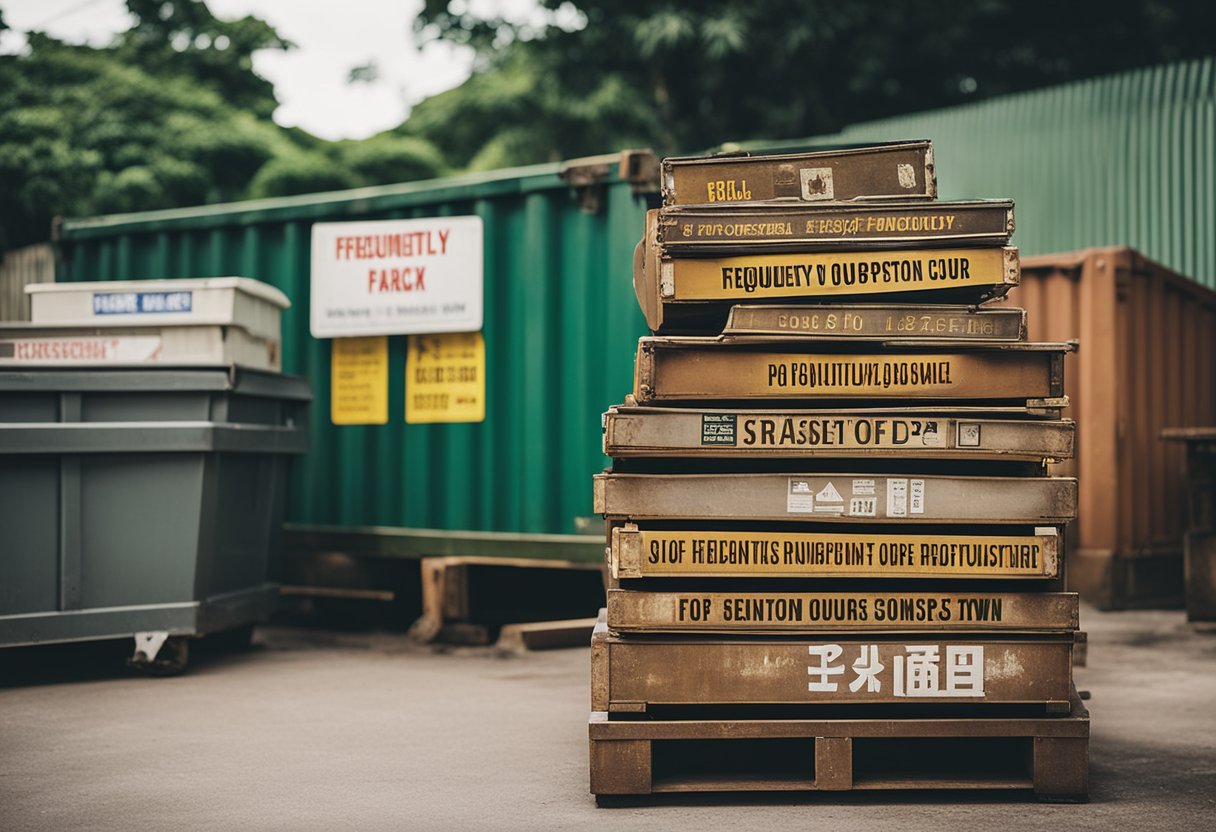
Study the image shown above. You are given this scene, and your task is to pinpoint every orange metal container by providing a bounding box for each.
[1000,247,1216,608]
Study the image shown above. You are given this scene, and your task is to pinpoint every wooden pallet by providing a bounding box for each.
[590,690,1089,802]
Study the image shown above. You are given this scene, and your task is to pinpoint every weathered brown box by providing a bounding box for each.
[591,616,1073,711]
[634,218,1019,332]
[662,141,936,206]
[657,200,1013,253]
[608,524,1063,581]
[594,472,1077,525]
[632,338,1070,406]
[605,589,1080,634]
[604,406,1075,461]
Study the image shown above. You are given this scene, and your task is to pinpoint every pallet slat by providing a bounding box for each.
[590,692,1089,801]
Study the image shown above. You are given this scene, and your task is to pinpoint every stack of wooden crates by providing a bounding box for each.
[590,142,1089,802]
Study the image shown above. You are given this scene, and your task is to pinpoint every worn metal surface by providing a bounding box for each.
[56,162,649,536]
[662,141,935,205]
[633,338,1069,403]
[722,304,1026,341]
[658,200,1013,252]
[604,406,1074,460]
[591,620,1073,710]
[1002,247,1216,608]
[610,525,1061,580]
[589,703,1089,798]
[605,589,1079,633]
[594,472,1077,524]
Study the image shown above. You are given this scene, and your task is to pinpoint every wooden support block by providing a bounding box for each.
[590,738,652,795]
[497,617,597,651]
[814,737,852,790]
[1033,737,1089,802]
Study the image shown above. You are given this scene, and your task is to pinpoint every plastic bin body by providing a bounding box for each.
[0,367,310,646]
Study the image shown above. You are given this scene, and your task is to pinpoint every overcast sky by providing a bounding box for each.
[1,0,557,140]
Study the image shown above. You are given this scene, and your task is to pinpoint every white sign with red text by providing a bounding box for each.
[309,216,483,338]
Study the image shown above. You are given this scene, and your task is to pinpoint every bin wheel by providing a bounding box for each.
[130,636,190,677]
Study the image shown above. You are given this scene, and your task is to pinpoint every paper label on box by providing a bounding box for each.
[887,478,908,517]
[787,479,814,513]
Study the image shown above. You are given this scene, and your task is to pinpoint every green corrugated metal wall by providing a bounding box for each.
[58,166,649,534]
[57,58,1216,535]
[778,57,1216,284]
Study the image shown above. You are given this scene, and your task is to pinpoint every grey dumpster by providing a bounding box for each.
[0,365,310,670]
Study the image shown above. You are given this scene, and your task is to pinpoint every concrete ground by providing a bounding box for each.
[1,606,1213,831]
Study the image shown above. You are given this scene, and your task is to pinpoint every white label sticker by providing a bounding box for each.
[887,478,908,517]
[0,336,162,364]
[309,215,484,338]
[849,497,877,517]
[787,479,814,513]
[800,167,835,201]
[910,479,925,515]
[852,479,876,496]
[897,163,917,189]
[957,423,982,447]
[921,422,945,446]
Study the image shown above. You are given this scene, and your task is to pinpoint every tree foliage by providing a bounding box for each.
[0,1,446,251]
[407,0,1216,169]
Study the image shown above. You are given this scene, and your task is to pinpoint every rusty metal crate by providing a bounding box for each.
[590,616,1074,713]
[657,200,1013,254]
[604,406,1074,461]
[604,589,1079,635]
[720,303,1026,341]
[608,524,1064,582]
[589,695,1089,801]
[632,338,1070,405]
[594,472,1077,525]
[661,141,935,206]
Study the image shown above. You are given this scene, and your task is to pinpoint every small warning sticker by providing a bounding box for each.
[852,479,876,496]
[887,478,908,517]
[816,482,843,502]
[921,420,944,447]
[787,479,814,513]
[910,479,926,514]
[958,423,982,447]
[849,497,877,517]
[700,413,737,446]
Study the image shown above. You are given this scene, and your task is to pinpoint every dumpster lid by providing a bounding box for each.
[25,277,291,309]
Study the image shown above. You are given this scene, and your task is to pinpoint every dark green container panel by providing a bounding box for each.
[59,167,650,535]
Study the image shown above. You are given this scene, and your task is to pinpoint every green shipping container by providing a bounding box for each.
[57,58,1216,546]
[58,163,650,542]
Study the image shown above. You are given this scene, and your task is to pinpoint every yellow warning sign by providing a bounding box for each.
[330,336,388,425]
[406,332,486,424]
